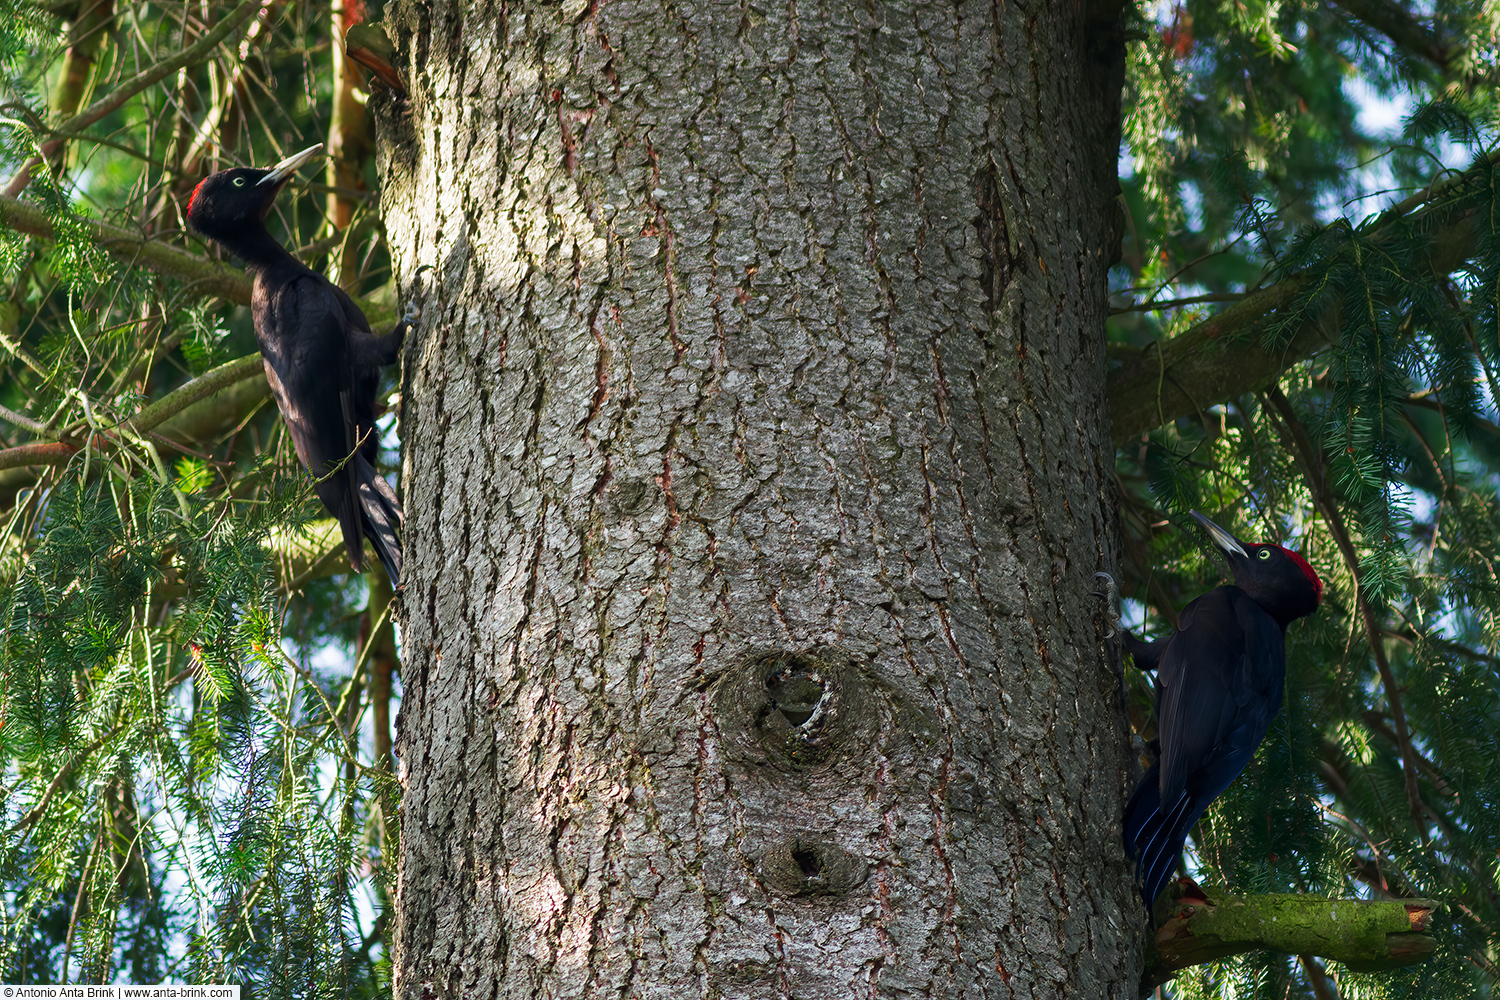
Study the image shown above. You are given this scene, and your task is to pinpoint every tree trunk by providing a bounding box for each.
[377,0,1139,995]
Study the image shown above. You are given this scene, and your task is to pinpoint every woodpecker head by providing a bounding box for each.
[1190,509,1323,625]
[186,144,324,243]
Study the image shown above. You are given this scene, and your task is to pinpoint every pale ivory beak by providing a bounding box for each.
[1189,510,1249,559]
[258,143,325,186]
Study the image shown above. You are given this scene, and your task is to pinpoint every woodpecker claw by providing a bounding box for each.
[1094,571,1124,640]
[401,265,433,327]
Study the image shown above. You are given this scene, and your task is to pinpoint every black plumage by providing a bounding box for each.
[1120,510,1322,915]
[186,144,409,583]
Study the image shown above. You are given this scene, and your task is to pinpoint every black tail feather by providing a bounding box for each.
[1124,760,1202,922]
[355,455,402,585]
[1122,760,1161,861]
[1136,792,1194,916]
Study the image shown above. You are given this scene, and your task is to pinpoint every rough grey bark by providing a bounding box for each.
[377,0,1141,995]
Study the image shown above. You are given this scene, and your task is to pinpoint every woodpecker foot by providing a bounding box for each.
[402,264,435,327]
[1094,571,1124,640]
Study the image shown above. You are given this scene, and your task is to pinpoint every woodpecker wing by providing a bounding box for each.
[253,268,402,579]
[1156,586,1284,805]
[1124,585,1285,913]
[330,282,406,468]
[254,270,360,480]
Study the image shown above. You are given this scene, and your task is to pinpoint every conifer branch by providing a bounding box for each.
[1108,150,1500,443]
[1387,626,1500,668]
[169,0,284,183]
[3,0,264,196]
[1357,613,1423,820]
[1108,277,1313,442]
[15,0,118,196]
[1361,709,1458,800]
[1299,954,1339,1000]
[1145,883,1439,990]
[1262,387,1427,822]
[1329,0,1457,71]
[1111,291,1246,314]
[0,440,78,471]
[0,193,253,302]
[124,353,265,433]
[156,373,272,446]
[0,355,266,470]
[0,401,49,435]
[13,721,128,835]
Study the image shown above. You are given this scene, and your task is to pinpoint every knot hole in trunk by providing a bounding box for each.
[764,663,827,730]
[758,837,866,898]
[714,648,875,770]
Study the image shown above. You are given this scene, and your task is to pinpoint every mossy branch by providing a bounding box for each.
[1144,883,1439,993]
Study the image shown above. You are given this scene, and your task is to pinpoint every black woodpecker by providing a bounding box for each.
[1114,510,1322,915]
[186,144,411,584]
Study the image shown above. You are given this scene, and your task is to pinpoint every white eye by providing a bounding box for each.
[1257,549,1272,561]
[232,177,246,187]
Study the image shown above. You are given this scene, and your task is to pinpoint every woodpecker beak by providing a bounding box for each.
[1190,510,1249,559]
[259,143,325,186]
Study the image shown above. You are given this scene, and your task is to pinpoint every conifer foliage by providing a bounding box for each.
[0,1,397,993]
[1112,1,1500,995]
[0,0,1495,996]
